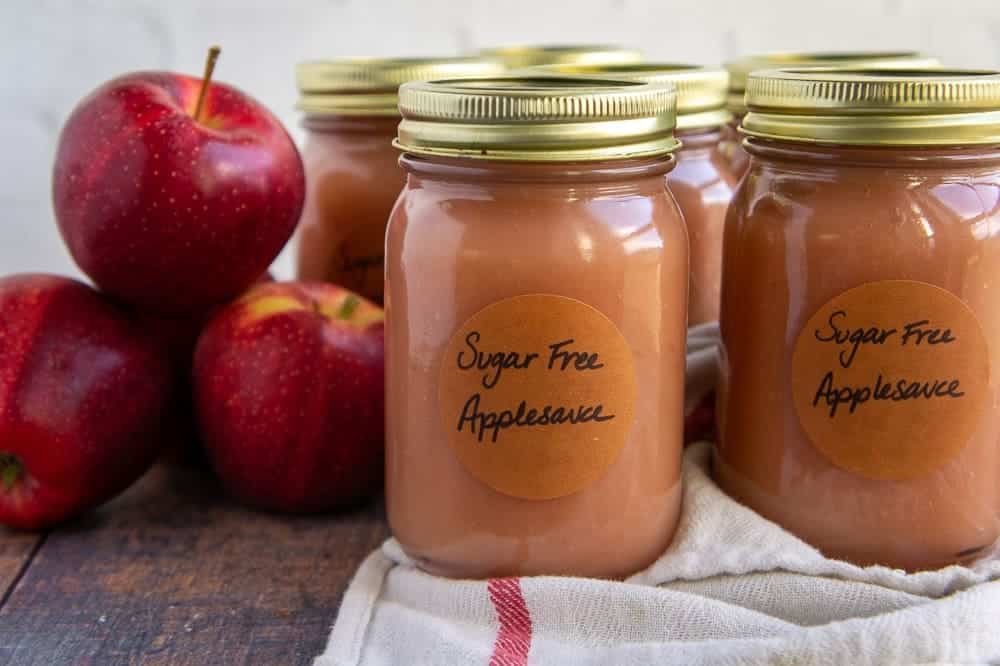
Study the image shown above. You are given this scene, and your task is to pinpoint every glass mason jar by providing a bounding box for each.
[717,68,1000,571]
[723,51,941,179]
[386,77,688,579]
[293,57,503,304]
[529,63,737,326]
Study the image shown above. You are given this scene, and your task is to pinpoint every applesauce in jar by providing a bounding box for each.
[294,57,503,303]
[530,63,736,324]
[386,77,687,578]
[716,68,1000,571]
[723,51,940,178]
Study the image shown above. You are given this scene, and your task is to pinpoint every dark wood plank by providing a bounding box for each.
[0,462,389,666]
[0,529,43,604]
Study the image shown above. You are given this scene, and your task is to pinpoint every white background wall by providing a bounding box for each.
[1,0,998,282]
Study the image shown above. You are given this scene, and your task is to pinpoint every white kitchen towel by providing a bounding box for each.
[317,441,1000,666]
[316,322,1000,666]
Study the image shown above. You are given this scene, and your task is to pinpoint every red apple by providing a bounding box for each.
[0,274,171,529]
[193,282,384,512]
[52,49,304,314]
[139,271,275,465]
[142,271,276,367]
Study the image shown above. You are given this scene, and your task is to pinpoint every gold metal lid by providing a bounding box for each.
[295,57,506,116]
[742,68,1000,146]
[394,76,679,162]
[725,51,940,114]
[476,44,642,69]
[525,63,729,130]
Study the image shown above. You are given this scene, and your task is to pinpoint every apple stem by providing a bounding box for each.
[336,295,360,320]
[0,454,22,491]
[193,45,222,123]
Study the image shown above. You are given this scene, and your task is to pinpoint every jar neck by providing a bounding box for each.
[301,114,400,136]
[675,126,724,149]
[399,154,676,192]
[744,136,1000,168]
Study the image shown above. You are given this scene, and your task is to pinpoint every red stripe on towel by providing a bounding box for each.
[488,577,532,666]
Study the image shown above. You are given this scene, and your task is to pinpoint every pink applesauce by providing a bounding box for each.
[385,77,687,579]
[716,68,1000,571]
[296,116,402,305]
[294,58,505,305]
[524,63,738,326]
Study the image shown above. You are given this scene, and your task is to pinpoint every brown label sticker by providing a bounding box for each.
[791,280,990,481]
[439,294,636,500]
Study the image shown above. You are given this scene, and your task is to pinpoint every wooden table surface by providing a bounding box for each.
[0,461,389,665]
